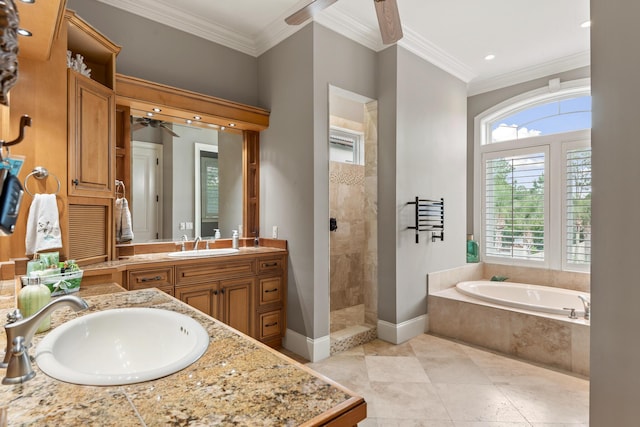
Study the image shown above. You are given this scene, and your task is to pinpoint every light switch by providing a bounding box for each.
[179,222,186,230]
[272,225,278,239]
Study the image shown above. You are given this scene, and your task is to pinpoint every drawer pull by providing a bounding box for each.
[213,290,219,295]
[140,275,162,282]
[264,322,278,327]
[264,288,278,293]
[262,262,278,268]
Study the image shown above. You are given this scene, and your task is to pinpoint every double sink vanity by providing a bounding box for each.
[0,245,367,426]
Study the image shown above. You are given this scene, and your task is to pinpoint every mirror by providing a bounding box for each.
[115,74,268,245]
[129,118,243,241]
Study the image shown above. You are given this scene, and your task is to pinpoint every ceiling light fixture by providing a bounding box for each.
[220,126,226,131]
[152,108,161,112]
[146,112,154,117]
[17,28,32,37]
[186,119,192,124]
[580,20,591,28]
[194,116,201,120]
[484,54,496,61]
[228,123,236,127]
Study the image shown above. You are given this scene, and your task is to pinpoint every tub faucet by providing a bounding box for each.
[578,295,590,320]
[2,295,89,384]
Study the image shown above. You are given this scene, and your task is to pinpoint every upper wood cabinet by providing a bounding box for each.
[67,71,115,197]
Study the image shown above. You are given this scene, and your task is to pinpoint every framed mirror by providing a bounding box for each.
[115,74,267,243]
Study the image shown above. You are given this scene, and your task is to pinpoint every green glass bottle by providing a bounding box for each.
[466,234,479,263]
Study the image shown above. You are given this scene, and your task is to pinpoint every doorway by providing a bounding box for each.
[328,86,378,354]
[131,141,163,242]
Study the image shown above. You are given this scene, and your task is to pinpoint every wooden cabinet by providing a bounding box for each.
[171,252,286,346]
[127,266,174,296]
[67,70,115,197]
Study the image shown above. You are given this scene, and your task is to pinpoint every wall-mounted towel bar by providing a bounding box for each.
[407,197,444,243]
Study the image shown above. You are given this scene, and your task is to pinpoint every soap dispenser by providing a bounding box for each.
[214,229,221,239]
[232,230,239,249]
[17,276,51,333]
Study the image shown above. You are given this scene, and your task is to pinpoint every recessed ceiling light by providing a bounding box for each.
[220,126,226,131]
[152,108,161,112]
[484,54,496,61]
[580,20,591,28]
[186,119,192,124]
[194,116,201,120]
[17,28,32,37]
[146,112,154,117]
[228,123,236,127]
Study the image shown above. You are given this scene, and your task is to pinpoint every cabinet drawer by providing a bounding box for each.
[258,276,282,306]
[257,256,284,275]
[128,267,174,290]
[176,259,256,285]
[259,310,283,340]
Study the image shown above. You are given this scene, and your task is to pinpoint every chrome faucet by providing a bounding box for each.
[193,236,202,251]
[2,295,89,384]
[181,234,188,251]
[578,295,590,320]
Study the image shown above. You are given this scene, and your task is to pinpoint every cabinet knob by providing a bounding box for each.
[72,178,79,186]
[213,290,218,295]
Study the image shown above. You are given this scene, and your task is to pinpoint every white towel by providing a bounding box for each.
[115,197,134,242]
[25,193,62,255]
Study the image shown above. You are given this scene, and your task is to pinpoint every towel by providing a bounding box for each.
[115,197,134,242]
[25,193,62,255]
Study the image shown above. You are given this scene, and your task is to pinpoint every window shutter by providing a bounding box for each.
[484,151,546,262]
[565,147,592,265]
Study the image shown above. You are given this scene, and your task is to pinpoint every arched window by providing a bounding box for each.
[475,79,591,271]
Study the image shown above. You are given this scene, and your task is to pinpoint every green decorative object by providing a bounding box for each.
[490,275,509,282]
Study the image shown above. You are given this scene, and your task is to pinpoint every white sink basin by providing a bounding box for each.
[167,248,239,258]
[35,308,210,386]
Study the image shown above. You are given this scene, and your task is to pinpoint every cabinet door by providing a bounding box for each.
[175,283,216,317]
[220,278,254,336]
[68,70,115,197]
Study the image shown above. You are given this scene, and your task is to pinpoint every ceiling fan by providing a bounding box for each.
[285,0,403,45]
[132,117,180,138]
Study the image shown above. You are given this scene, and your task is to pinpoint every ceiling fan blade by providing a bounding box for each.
[285,0,338,25]
[374,0,403,44]
[132,122,147,131]
[161,123,180,138]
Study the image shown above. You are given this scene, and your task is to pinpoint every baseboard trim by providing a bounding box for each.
[377,314,428,344]
[283,329,331,362]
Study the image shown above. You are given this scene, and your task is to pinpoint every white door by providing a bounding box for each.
[132,141,163,242]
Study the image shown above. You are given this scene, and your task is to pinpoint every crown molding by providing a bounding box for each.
[467,50,591,96]
[95,0,588,95]
[94,0,258,56]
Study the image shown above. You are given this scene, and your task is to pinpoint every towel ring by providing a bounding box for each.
[24,166,60,196]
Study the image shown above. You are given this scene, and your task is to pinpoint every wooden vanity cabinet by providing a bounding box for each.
[171,252,287,346]
[127,266,174,296]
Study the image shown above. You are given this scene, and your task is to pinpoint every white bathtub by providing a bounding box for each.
[455,280,589,317]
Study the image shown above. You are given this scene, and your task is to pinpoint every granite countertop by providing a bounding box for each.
[83,246,288,272]
[0,288,365,426]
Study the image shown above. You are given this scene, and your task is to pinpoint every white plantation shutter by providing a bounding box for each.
[484,149,547,262]
[564,145,592,267]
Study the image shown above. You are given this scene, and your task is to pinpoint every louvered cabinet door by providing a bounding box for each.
[67,200,113,264]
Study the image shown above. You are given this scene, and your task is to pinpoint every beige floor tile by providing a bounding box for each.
[418,356,492,385]
[497,383,589,424]
[363,339,416,356]
[366,356,430,383]
[306,354,369,392]
[378,419,456,426]
[435,383,528,423]
[410,334,470,358]
[453,422,532,427]
[370,382,451,421]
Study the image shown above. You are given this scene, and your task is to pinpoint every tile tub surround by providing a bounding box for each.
[0,289,365,426]
[429,287,590,376]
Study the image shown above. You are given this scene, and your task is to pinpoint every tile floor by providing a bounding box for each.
[305,334,589,426]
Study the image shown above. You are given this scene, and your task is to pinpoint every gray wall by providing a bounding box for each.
[258,25,315,338]
[66,0,258,105]
[590,1,640,424]
[377,47,467,324]
[466,66,590,234]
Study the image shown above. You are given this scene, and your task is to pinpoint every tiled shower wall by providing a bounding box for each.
[329,162,366,311]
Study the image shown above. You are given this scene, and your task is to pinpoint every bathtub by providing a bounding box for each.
[455,280,589,317]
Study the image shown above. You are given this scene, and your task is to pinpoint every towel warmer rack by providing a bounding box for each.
[407,197,444,243]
